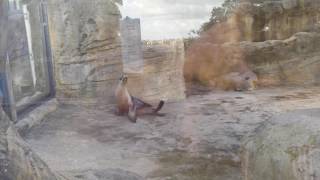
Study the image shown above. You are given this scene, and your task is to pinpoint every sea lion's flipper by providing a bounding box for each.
[131,96,152,110]
[153,100,164,113]
[128,104,137,123]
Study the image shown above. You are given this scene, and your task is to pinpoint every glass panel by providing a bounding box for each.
[7,0,50,111]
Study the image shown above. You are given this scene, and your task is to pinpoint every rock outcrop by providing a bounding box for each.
[126,40,186,102]
[203,0,320,43]
[185,0,320,89]
[185,31,320,88]
[241,109,320,180]
[47,0,123,101]
[0,107,59,180]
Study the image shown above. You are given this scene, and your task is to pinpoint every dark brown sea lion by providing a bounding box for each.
[115,75,164,123]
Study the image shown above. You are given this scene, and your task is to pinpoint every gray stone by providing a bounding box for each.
[126,40,186,102]
[242,109,320,180]
[0,107,59,180]
[282,0,298,9]
[47,0,123,100]
[185,31,320,88]
[15,98,58,136]
[68,169,144,180]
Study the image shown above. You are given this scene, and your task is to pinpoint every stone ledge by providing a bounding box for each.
[15,98,58,136]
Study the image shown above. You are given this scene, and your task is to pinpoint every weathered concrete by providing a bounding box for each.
[24,87,320,180]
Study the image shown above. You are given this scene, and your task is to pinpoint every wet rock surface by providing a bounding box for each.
[24,87,320,179]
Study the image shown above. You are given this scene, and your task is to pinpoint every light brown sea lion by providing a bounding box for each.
[115,75,165,123]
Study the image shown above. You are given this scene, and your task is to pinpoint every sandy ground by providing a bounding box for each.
[24,87,320,180]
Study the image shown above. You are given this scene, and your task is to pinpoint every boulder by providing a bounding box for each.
[241,109,320,180]
[0,108,59,180]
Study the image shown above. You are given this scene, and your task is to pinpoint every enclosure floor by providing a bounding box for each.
[24,87,320,180]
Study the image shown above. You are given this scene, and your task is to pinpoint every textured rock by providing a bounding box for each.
[243,32,320,86]
[15,98,58,136]
[126,40,186,102]
[185,31,320,88]
[25,87,320,180]
[0,107,59,180]
[202,0,320,43]
[241,109,320,180]
[1,105,144,180]
[67,169,144,180]
[218,71,258,91]
[47,0,123,101]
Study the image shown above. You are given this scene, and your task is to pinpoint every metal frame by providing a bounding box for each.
[0,0,17,121]
[1,0,55,121]
[40,0,55,98]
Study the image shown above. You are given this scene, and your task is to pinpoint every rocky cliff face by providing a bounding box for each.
[185,0,320,89]
[185,31,320,88]
[47,0,123,101]
[211,0,320,42]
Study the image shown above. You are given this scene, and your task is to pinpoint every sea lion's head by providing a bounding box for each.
[119,75,128,85]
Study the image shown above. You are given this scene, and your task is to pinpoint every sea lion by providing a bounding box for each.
[115,75,165,123]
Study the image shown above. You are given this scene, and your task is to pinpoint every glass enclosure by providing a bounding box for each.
[3,0,54,120]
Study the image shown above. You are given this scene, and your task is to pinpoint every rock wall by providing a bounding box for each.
[47,0,123,101]
[202,0,320,43]
[238,0,320,41]
[126,40,186,102]
[243,32,320,86]
[0,107,59,180]
[185,31,320,88]
[241,109,320,180]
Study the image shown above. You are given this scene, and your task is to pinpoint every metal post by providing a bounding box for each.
[40,0,56,97]
[5,53,17,121]
[0,0,17,121]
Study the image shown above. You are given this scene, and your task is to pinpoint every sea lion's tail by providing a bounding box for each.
[153,100,164,113]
